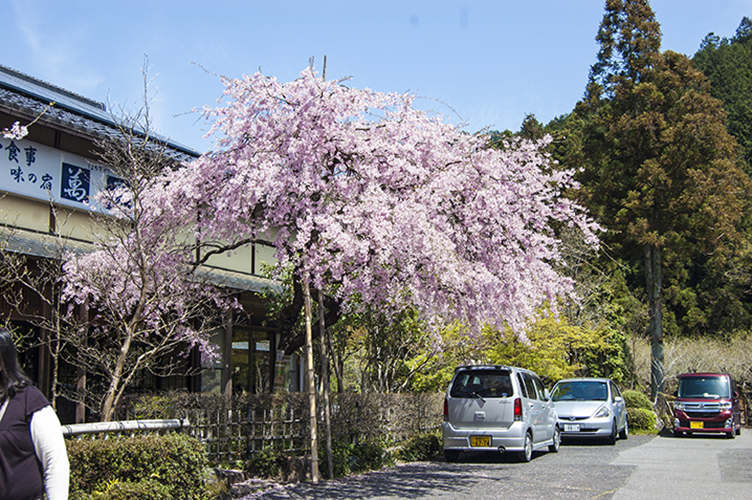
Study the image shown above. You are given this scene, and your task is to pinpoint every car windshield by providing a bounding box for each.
[677,376,730,399]
[450,370,513,398]
[551,381,608,402]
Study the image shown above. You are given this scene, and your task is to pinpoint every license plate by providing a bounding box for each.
[690,421,704,429]
[564,423,580,432]
[471,435,491,447]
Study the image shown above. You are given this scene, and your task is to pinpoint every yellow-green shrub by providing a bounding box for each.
[623,389,652,410]
[627,407,656,431]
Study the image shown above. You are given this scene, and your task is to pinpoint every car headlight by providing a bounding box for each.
[594,405,610,418]
[719,401,732,410]
[673,401,685,412]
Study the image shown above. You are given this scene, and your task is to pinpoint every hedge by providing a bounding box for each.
[396,432,442,462]
[67,433,212,500]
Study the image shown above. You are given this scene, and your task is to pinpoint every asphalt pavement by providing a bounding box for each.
[612,430,752,499]
[240,431,752,499]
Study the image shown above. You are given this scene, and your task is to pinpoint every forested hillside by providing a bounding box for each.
[495,7,752,397]
[363,7,752,397]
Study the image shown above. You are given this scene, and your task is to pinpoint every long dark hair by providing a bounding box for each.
[0,328,32,403]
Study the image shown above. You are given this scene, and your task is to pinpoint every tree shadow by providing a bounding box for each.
[242,460,515,499]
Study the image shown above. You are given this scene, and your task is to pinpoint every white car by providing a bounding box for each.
[551,377,628,444]
[442,365,560,462]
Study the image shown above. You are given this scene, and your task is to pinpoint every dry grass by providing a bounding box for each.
[630,333,752,395]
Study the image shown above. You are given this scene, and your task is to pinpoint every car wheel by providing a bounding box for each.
[727,431,735,439]
[519,432,533,462]
[549,426,561,453]
[736,426,742,436]
[444,450,461,463]
[619,421,629,440]
[674,430,683,438]
[607,420,617,445]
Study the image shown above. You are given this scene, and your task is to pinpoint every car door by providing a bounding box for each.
[521,372,545,444]
[532,374,555,442]
[610,381,627,431]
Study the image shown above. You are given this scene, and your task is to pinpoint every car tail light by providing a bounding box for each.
[514,397,523,421]
[444,398,449,421]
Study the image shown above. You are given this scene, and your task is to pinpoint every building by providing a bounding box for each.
[0,65,301,423]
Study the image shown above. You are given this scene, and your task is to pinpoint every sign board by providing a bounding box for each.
[1,137,120,212]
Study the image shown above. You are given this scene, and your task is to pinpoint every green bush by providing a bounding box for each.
[351,441,392,472]
[246,447,285,479]
[314,439,393,479]
[627,407,657,431]
[623,389,652,410]
[327,440,356,478]
[397,432,442,461]
[67,433,211,500]
[247,440,391,481]
[76,479,173,500]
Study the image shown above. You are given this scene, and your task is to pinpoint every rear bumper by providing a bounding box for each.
[442,421,527,453]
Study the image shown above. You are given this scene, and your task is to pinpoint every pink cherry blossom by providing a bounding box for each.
[147,68,601,339]
[64,67,599,358]
[2,121,28,140]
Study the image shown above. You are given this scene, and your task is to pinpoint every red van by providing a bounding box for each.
[672,373,742,438]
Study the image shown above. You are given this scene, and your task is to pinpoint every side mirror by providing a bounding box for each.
[544,389,551,401]
[733,390,739,399]
[614,396,623,403]
[673,390,678,397]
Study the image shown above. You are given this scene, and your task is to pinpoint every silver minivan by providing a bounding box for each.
[442,364,560,462]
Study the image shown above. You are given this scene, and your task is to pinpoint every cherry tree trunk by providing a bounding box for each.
[303,281,319,483]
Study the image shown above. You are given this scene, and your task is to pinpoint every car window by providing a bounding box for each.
[611,381,622,400]
[552,381,608,401]
[677,376,730,399]
[450,370,513,398]
[522,373,538,400]
[532,376,547,400]
[517,373,528,398]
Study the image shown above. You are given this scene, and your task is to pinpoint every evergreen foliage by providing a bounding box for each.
[549,0,751,397]
[693,17,752,169]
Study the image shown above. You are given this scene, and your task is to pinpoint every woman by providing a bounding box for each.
[0,327,69,500]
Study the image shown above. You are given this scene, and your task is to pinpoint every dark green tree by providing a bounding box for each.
[574,0,749,398]
[693,17,752,170]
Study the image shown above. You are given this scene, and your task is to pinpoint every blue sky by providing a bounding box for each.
[2,0,750,152]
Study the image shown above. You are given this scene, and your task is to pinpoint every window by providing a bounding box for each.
[522,373,538,400]
[611,381,622,400]
[517,373,528,398]
[678,376,730,399]
[532,376,547,400]
[231,329,271,393]
[450,370,513,398]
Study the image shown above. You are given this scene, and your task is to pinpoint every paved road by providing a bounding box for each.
[612,431,752,499]
[242,431,752,499]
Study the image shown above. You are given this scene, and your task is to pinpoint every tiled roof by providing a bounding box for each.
[0,65,199,162]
